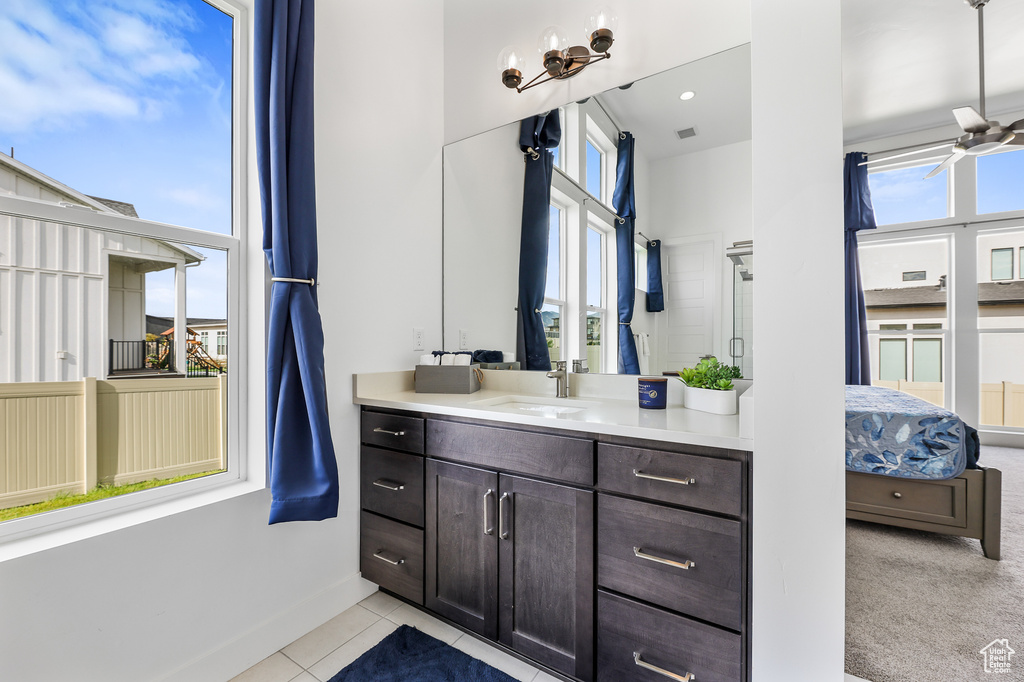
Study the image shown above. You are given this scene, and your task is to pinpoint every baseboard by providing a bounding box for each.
[157,572,377,682]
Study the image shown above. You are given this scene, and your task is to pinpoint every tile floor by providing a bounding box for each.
[230,590,876,682]
[229,591,561,682]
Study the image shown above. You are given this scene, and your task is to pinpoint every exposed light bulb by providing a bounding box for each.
[679,91,696,101]
[584,7,617,52]
[537,26,569,76]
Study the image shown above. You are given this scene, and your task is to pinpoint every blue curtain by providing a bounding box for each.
[255,0,338,523]
[516,111,561,371]
[646,239,664,312]
[844,152,877,385]
[614,132,641,374]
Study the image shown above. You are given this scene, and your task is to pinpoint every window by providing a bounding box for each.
[0,0,245,529]
[977,148,1024,214]
[867,164,949,225]
[978,229,1024,427]
[586,139,604,200]
[586,226,606,372]
[879,324,907,331]
[992,248,1013,281]
[216,331,227,357]
[879,339,907,380]
[544,205,565,365]
[200,331,211,351]
[902,270,926,281]
[634,243,648,292]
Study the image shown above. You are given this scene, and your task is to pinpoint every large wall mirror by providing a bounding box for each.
[443,43,753,376]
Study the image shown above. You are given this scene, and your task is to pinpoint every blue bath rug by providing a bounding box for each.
[327,624,518,682]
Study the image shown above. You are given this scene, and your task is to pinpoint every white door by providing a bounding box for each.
[660,240,717,373]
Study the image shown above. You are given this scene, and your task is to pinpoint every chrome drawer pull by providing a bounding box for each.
[483,489,495,536]
[633,652,695,681]
[373,427,406,437]
[499,492,511,540]
[634,547,696,570]
[372,479,405,491]
[372,551,405,566]
[893,491,902,499]
[633,469,695,486]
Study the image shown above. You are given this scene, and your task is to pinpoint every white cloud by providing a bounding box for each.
[163,185,223,211]
[0,0,208,132]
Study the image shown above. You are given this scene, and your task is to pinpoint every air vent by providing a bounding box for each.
[675,127,697,140]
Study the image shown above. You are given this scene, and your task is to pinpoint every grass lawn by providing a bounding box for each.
[0,470,226,522]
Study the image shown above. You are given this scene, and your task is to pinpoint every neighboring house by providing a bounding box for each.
[146,315,228,367]
[0,154,202,382]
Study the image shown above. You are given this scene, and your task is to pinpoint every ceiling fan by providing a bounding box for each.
[863,0,1024,178]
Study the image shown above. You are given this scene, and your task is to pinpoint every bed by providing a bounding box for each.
[845,385,1002,560]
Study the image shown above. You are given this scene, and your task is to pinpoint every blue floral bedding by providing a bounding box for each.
[845,385,979,480]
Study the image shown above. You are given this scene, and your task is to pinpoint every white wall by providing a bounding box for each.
[649,140,753,363]
[442,123,522,353]
[0,2,444,681]
[751,1,846,680]
[443,0,751,144]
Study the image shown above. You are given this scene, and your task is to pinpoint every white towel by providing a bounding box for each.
[441,353,456,366]
[418,354,437,366]
[502,351,515,363]
[453,354,471,366]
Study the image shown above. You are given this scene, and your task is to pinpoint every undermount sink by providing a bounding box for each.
[470,395,599,417]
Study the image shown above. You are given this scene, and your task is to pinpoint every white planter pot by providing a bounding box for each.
[682,385,738,415]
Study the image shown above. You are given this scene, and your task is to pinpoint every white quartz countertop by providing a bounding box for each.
[353,370,753,451]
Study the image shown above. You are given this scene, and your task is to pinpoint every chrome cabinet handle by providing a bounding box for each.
[634,547,695,570]
[372,479,405,491]
[633,652,695,682]
[634,469,695,486]
[499,492,511,540]
[372,427,406,437]
[483,489,494,535]
[373,551,405,566]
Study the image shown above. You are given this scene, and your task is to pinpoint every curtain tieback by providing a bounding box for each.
[271,277,315,286]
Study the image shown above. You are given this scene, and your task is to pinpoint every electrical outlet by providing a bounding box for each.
[459,329,469,350]
[413,328,425,351]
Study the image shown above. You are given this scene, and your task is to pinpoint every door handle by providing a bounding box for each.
[499,492,511,540]
[483,489,494,535]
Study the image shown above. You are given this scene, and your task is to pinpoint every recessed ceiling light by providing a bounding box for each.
[679,91,695,101]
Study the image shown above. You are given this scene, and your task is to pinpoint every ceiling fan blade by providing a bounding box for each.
[923,152,963,179]
[952,106,990,134]
[858,144,954,166]
[1010,118,1024,133]
[1003,135,1024,146]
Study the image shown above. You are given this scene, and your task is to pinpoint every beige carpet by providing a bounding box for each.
[845,446,1024,682]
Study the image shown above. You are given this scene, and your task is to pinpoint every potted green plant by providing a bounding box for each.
[676,357,743,415]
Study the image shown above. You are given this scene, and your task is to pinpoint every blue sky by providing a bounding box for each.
[0,0,232,318]
[869,148,1024,225]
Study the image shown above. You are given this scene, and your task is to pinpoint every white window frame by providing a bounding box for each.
[585,218,612,373]
[544,199,568,364]
[0,0,259,557]
[859,142,1024,444]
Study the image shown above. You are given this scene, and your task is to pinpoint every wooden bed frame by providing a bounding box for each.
[846,466,1002,560]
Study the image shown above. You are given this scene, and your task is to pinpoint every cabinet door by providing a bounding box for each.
[498,474,594,681]
[425,459,499,639]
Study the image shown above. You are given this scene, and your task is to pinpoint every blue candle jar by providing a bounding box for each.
[638,377,668,409]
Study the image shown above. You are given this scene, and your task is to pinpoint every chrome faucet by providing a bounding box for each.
[546,360,568,398]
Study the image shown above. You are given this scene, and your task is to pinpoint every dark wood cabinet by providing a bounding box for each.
[498,474,594,681]
[361,408,751,682]
[424,459,594,680]
[424,459,499,639]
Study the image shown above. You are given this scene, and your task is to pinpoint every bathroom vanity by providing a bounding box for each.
[355,372,752,682]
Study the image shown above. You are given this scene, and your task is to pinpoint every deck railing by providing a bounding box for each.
[109,338,175,373]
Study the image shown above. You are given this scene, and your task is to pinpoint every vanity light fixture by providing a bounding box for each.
[498,7,618,93]
[679,91,696,101]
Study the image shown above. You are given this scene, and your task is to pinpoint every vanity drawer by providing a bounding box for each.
[360,511,424,604]
[598,443,742,516]
[598,493,742,630]
[597,590,742,682]
[361,411,425,454]
[847,471,967,527]
[426,420,593,486]
[361,446,424,527]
